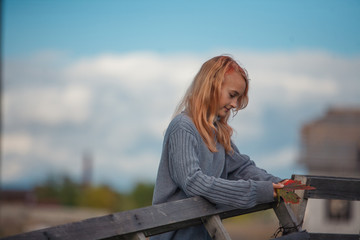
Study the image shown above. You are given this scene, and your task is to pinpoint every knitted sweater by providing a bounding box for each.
[151,113,281,239]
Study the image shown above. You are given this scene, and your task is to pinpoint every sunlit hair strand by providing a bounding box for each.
[174,55,249,153]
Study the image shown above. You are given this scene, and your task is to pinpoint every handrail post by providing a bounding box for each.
[2,175,359,240]
[130,232,146,240]
[290,174,309,227]
[202,214,232,240]
[273,201,301,235]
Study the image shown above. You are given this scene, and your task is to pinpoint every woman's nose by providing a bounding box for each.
[230,99,237,108]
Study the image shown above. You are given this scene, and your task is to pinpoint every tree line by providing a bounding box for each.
[34,175,154,212]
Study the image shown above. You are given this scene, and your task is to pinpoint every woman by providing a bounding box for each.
[152,55,284,239]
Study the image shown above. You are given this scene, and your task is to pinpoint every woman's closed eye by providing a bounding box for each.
[229,92,239,99]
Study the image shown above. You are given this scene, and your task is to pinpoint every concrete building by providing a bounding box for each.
[298,107,360,234]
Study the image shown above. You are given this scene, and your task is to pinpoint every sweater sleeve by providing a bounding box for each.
[168,128,275,209]
[226,141,282,183]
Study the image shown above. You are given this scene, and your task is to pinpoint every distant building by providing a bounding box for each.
[299,107,360,234]
[299,107,360,177]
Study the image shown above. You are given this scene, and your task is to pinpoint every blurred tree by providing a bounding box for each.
[34,175,80,206]
[58,175,80,206]
[130,183,154,208]
[33,175,155,211]
[34,175,61,204]
[116,194,136,211]
[78,185,120,211]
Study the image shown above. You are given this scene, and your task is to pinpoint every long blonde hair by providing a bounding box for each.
[174,55,249,153]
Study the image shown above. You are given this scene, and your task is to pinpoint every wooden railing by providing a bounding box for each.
[2,175,360,240]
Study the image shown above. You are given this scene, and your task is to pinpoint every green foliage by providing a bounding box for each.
[34,174,154,212]
[34,175,80,206]
[59,176,80,206]
[34,176,58,203]
[130,183,154,208]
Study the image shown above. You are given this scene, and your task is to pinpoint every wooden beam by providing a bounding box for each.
[107,232,146,240]
[1,197,274,240]
[309,233,360,240]
[271,231,360,240]
[130,232,146,240]
[290,175,309,227]
[303,175,360,201]
[273,201,301,235]
[202,215,231,240]
[4,175,358,240]
[272,230,310,239]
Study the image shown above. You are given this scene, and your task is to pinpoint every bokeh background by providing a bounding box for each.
[1,0,360,238]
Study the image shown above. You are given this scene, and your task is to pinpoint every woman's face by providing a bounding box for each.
[217,71,246,118]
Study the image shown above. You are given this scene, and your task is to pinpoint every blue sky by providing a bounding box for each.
[4,0,360,56]
[2,0,360,191]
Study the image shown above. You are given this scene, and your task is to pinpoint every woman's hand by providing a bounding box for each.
[272,182,284,197]
[279,179,290,185]
[273,179,290,197]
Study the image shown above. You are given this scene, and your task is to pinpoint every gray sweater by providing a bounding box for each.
[152,113,281,239]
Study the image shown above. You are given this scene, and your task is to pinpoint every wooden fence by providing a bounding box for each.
[2,175,360,240]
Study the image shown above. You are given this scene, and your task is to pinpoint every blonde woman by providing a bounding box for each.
[152,55,285,239]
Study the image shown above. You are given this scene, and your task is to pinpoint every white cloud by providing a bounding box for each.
[2,50,359,189]
[117,152,159,180]
[229,110,265,141]
[257,146,298,170]
[237,50,352,109]
[4,84,91,126]
[2,132,81,178]
[65,52,201,93]
[2,133,33,155]
[2,161,24,182]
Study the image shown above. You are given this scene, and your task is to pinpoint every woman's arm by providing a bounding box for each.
[168,128,275,209]
[225,141,282,183]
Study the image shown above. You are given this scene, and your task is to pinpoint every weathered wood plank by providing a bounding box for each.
[4,175,357,240]
[273,201,301,235]
[272,230,310,239]
[1,197,274,240]
[309,233,360,240]
[290,175,309,227]
[109,232,147,240]
[271,231,360,240]
[304,175,360,201]
[130,232,146,240]
[202,215,232,240]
